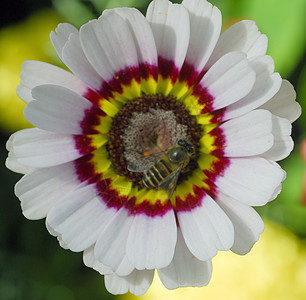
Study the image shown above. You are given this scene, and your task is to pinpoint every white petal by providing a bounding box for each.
[62,33,104,92]
[12,128,82,168]
[199,51,256,110]
[216,193,264,255]
[15,162,79,220]
[126,210,177,270]
[45,222,70,250]
[80,13,138,81]
[5,153,35,175]
[223,56,282,120]
[206,20,268,69]
[158,228,212,289]
[51,23,104,92]
[248,55,275,75]
[115,257,136,278]
[177,193,234,261]
[83,246,113,275]
[146,0,190,69]
[261,115,293,161]
[104,7,158,66]
[6,132,17,152]
[17,60,89,104]
[182,0,221,73]
[247,34,268,58]
[24,84,94,134]
[50,23,78,61]
[46,184,115,252]
[220,109,274,157]
[260,80,301,123]
[45,220,59,237]
[104,269,154,296]
[214,157,286,206]
[94,207,134,277]
[6,132,35,174]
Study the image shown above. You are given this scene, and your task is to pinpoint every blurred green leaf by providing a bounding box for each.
[103,0,147,9]
[240,0,306,77]
[52,0,95,27]
[296,64,306,127]
[101,0,152,15]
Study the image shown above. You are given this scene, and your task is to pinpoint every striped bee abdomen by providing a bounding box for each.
[142,159,172,188]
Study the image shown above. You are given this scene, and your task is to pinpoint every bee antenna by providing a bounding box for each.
[187,145,194,153]
[178,139,185,146]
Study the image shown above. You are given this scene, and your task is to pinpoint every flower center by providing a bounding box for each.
[107,94,202,188]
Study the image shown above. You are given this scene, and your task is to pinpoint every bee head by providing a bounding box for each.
[178,139,194,154]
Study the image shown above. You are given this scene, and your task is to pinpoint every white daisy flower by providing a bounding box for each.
[6,0,301,296]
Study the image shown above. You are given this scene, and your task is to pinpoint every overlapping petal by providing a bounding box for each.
[126,209,177,270]
[219,109,274,157]
[83,246,113,275]
[206,20,268,69]
[260,80,301,123]
[94,207,135,276]
[214,157,286,206]
[50,23,78,61]
[46,183,114,252]
[216,193,264,255]
[177,193,234,261]
[11,128,84,168]
[17,60,89,103]
[146,0,190,71]
[260,115,293,161]
[15,161,79,220]
[104,269,154,296]
[223,56,282,121]
[182,0,221,75]
[158,228,212,289]
[80,13,139,82]
[192,51,256,113]
[24,84,99,134]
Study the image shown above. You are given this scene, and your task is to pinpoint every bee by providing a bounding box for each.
[127,139,194,198]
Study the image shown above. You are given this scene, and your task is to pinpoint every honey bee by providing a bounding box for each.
[127,139,194,198]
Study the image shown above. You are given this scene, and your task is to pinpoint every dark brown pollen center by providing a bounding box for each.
[106,94,202,188]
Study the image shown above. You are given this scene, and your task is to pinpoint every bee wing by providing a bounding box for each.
[127,151,165,173]
[127,162,147,173]
[158,164,184,199]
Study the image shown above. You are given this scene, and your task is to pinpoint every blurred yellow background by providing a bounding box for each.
[122,221,306,300]
[0,9,62,133]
